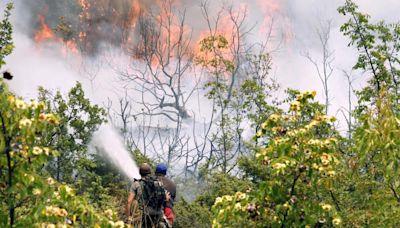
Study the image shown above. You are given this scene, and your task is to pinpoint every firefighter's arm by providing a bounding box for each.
[125,192,135,220]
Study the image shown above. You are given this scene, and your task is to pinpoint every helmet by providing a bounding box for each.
[155,163,167,175]
[139,163,151,176]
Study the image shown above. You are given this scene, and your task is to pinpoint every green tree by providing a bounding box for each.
[212,91,342,227]
[38,82,106,196]
[0,3,13,68]
[338,0,400,114]
[0,81,124,227]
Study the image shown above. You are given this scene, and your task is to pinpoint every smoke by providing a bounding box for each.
[3,0,400,177]
[90,123,140,180]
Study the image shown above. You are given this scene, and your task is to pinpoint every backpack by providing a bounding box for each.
[139,175,166,216]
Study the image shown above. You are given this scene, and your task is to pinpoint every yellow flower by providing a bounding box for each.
[33,188,41,196]
[327,170,336,177]
[218,209,225,218]
[15,99,27,109]
[304,90,317,98]
[47,224,55,228]
[104,209,114,217]
[269,114,280,122]
[235,192,247,200]
[7,95,15,104]
[320,153,332,166]
[28,175,35,182]
[290,101,301,112]
[115,221,125,228]
[57,208,68,217]
[32,147,43,155]
[30,101,39,109]
[43,147,51,156]
[272,163,286,170]
[108,221,115,226]
[320,203,332,211]
[222,195,233,202]
[53,191,60,199]
[283,202,290,209]
[65,185,74,196]
[304,148,312,157]
[39,113,46,121]
[261,121,268,129]
[332,217,341,226]
[44,206,57,216]
[19,118,32,128]
[47,177,55,185]
[45,114,60,125]
[234,202,242,211]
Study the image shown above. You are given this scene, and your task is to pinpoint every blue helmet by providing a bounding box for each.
[155,163,168,175]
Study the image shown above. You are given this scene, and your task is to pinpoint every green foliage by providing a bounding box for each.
[173,198,212,228]
[0,81,124,227]
[339,0,400,114]
[212,91,342,227]
[336,90,400,227]
[38,82,106,183]
[196,173,253,209]
[37,82,113,212]
[0,3,14,68]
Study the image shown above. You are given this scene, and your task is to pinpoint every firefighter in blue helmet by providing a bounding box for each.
[155,163,176,226]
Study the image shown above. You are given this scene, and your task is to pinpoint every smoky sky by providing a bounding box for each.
[3,0,400,129]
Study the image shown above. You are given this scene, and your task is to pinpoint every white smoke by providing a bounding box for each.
[90,123,140,180]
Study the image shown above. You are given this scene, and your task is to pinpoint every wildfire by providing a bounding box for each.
[31,0,293,57]
[34,14,79,55]
[34,15,55,43]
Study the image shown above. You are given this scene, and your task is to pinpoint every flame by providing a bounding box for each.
[34,14,79,55]
[128,0,141,27]
[32,0,292,58]
[34,15,55,43]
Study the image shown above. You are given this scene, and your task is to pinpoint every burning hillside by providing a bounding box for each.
[28,0,151,54]
[25,0,291,56]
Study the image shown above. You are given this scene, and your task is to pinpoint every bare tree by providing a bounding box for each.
[303,19,335,114]
[118,0,199,168]
[338,69,356,139]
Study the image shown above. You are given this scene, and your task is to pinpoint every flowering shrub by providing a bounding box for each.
[0,81,126,227]
[212,91,342,227]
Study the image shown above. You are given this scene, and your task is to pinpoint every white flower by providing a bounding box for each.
[33,188,41,195]
[15,99,27,109]
[115,221,125,228]
[30,101,39,109]
[32,147,43,155]
[332,218,341,226]
[19,118,32,128]
[320,203,332,211]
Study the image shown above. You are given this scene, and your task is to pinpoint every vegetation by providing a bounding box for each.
[0,0,400,227]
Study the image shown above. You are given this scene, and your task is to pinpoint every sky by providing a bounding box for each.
[2,0,400,134]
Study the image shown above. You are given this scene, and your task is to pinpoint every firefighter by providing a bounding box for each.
[126,163,170,228]
[155,163,176,226]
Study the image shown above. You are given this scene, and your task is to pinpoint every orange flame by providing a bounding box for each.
[34,15,55,43]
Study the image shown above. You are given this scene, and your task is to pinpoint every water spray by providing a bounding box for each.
[90,123,140,180]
